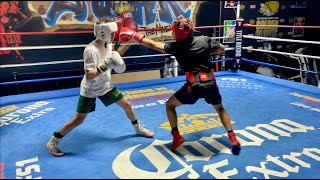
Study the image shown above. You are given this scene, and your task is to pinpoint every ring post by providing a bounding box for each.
[234,18,244,69]
[234,2,243,69]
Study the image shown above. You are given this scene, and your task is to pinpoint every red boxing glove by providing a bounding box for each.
[113,15,123,42]
[121,12,137,30]
[119,27,144,43]
[113,12,137,42]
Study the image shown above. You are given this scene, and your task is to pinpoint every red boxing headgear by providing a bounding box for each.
[171,15,194,42]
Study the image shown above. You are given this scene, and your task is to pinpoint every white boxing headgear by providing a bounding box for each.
[94,21,118,43]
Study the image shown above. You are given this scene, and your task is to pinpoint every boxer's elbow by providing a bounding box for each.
[85,74,95,80]
[219,43,225,52]
[141,38,166,53]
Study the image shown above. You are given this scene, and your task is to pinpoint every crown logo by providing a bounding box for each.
[160,113,235,135]
[0,105,19,115]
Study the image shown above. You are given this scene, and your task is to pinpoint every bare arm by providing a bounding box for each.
[140,38,166,54]
[211,43,225,54]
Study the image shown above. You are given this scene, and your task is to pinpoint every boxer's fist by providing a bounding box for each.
[119,27,144,43]
[113,12,137,42]
[97,51,124,73]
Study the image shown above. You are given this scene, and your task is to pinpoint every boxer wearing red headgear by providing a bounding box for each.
[119,15,241,154]
[171,15,194,42]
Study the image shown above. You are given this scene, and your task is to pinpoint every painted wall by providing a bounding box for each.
[0,1,318,95]
[0,1,202,83]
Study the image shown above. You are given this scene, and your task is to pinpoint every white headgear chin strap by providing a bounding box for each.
[94,21,118,43]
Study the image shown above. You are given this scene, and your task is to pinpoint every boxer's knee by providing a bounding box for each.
[118,98,132,111]
[122,100,132,111]
[213,103,225,113]
[73,113,87,125]
[166,95,180,109]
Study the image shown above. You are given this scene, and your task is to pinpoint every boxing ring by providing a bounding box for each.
[1,17,320,179]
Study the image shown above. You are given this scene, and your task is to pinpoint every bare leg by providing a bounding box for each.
[59,113,87,136]
[116,97,154,137]
[47,112,87,157]
[213,103,233,131]
[116,97,137,122]
[213,103,240,155]
[166,94,185,151]
[166,94,183,129]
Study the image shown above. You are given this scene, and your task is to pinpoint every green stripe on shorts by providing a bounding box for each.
[98,87,124,107]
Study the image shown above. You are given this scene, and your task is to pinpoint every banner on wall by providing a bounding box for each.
[292,17,305,37]
[255,17,279,42]
[223,20,236,43]
[224,1,238,8]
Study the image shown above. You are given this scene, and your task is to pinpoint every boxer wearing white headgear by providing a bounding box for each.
[46,17,154,157]
[93,18,126,73]
[94,20,118,44]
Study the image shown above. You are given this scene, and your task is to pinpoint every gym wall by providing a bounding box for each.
[0,1,318,96]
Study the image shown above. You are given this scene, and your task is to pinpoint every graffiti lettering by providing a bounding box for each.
[43,1,192,27]
[91,1,115,20]
[159,1,191,23]
[141,23,171,37]
[4,35,21,44]
[44,1,88,26]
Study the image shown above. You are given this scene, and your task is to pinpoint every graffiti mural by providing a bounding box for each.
[0,1,29,61]
[0,1,202,62]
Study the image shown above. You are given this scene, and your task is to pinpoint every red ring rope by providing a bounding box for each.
[0,25,232,35]
[243,23,320,29]
[3,24,319,35]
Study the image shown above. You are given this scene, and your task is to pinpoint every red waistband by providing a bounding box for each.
[185,69,215,84]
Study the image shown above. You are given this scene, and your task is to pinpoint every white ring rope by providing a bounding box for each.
[0,44,86,51]
[243,46,320,60]
[0,54,171,68]
[225,47,235,51]
[0,37,231,51]
[1,59,84,68]
[1,47,235,68]
[243,35,320,45]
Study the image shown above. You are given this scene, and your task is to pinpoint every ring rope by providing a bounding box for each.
[1,59,84,68]
[212,58,234,63]
[1,24,318,35]
[0,25,234,35]
[242,58,319,74]
[2,24,318,36]
[1,50,236,68]
[0,57,313,86]
[136,25,230,32]
[0,54,172,68]
[0,44,87,51]
[243,35,320,45]
[0,37,231,51]
[0,65,181,86]
[243,23,320,29]
[243,47,320,60]
[0,59,235,86]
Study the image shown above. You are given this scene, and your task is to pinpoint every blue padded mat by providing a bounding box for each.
[1,70,319,179]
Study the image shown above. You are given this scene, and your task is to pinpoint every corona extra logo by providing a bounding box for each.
[112,119,316,179]
[160,113,235,135]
